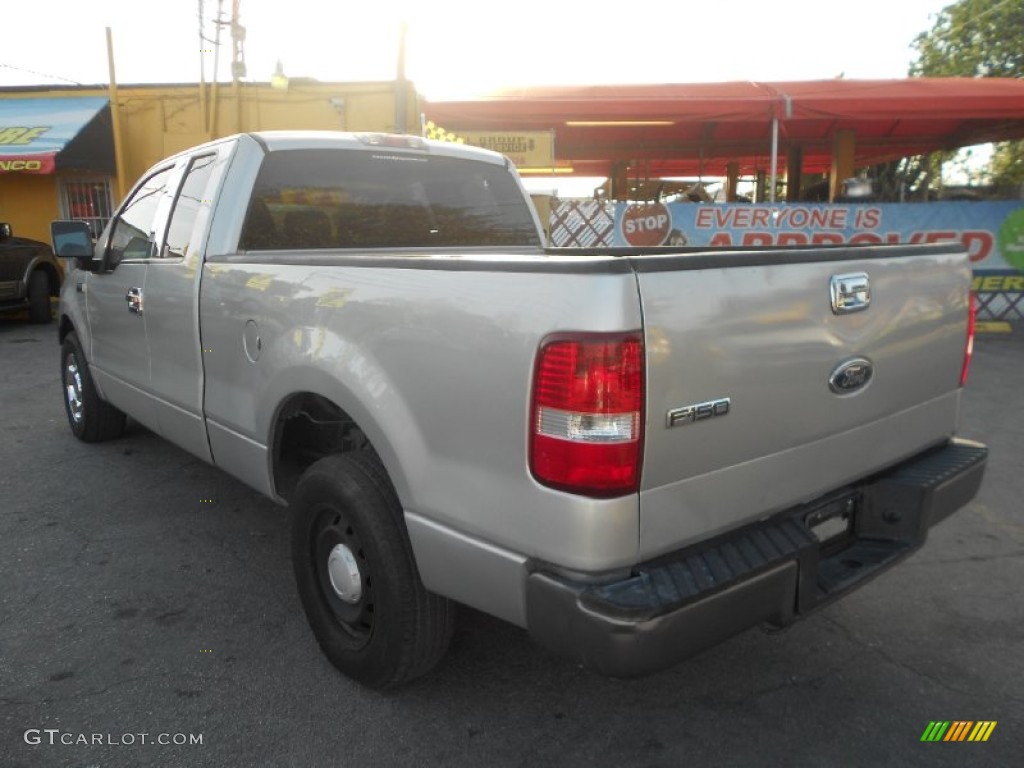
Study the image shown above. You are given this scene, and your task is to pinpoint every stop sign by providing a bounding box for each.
[621,203,672,246]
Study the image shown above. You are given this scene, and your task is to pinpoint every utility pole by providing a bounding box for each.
[105,27,128,203]
[198,0,208,134]
[209,0,224,136]
[230,0,246,133]
[395,21,408,134]
[230,0,246,82]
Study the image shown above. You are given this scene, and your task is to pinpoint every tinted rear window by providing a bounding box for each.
[239,148,540,250]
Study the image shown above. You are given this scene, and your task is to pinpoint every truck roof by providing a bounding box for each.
[166,130,510,168]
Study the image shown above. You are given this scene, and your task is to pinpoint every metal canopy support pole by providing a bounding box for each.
[768,95,793,206]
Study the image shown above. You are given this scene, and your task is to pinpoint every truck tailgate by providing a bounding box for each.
[634,244,971,560]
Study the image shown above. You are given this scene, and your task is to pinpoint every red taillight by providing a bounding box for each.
[960,291,976,387]
[529,333,644,497]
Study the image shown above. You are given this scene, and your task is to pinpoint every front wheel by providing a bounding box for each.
[291,452,454,689]
[61,331,127,442]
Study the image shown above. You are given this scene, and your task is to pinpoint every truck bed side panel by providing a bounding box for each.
[199,256,646,570]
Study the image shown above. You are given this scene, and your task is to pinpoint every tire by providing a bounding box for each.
[28,270,51,324]
[291,452,454,689]
[60,331,127,442]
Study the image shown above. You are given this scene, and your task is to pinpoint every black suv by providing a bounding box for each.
[0,223,63,323]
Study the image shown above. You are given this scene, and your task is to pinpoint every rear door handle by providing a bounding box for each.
[126,287,144,315]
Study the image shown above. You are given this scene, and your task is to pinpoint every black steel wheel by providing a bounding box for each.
[291,452,454,689]
[311,499,376,648]
[60,331,126,442]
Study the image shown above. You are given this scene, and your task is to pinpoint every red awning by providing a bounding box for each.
[423,78,1024,177]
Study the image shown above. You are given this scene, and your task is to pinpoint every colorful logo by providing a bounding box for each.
[998,209,1024,271]
[920,721,997,742]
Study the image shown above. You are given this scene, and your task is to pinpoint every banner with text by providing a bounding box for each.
[611,201,1024,272]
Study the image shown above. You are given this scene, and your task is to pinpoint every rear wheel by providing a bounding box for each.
[291,452,454,689]
[28,270,51,324]
[61,331,127,442]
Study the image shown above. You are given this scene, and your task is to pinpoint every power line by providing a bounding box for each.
[965,0,1019,24]
[0,62,82,85]
[933,0,1022,34]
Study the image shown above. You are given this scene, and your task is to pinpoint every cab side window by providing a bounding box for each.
[108,167,172,264]
[162,154,217,259]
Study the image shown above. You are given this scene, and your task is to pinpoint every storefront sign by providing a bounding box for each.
[0,126,50,145]
[0,96,108,174]
[458,131,554,168]
[0,155,55,174]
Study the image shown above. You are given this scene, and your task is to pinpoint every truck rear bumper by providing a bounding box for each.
[525,438,988,678]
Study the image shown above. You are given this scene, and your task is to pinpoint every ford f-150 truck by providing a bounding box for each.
[51,131,987,689]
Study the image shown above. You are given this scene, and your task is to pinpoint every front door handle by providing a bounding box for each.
[126,287,144,315]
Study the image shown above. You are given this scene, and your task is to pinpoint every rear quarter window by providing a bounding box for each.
[238,148,540,251]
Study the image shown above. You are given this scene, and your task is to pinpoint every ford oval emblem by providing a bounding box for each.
[829,357,874,394]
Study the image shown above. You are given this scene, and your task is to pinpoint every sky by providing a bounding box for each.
[0,0,965,195]
[2,0,954,97]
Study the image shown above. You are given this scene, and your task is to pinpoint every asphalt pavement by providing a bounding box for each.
[1,316,1021,768]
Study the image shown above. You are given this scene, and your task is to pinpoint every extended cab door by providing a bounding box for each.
[143,144,235,460]
[84,166,177,433]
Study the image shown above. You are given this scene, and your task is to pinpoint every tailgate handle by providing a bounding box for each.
[831,273,870,314]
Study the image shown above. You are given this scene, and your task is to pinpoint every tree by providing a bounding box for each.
[910,0,1024,186]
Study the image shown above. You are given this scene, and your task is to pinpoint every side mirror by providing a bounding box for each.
[51,220,98,272]
[0,222,11,239]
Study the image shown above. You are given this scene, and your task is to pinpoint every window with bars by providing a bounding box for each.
[59,178,114,238]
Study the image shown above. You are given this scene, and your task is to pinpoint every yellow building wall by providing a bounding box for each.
[0,173,59,243]
[114,81,419,193]
[1,80,419,230]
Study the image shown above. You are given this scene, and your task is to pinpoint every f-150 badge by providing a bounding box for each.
[666,398,731,428]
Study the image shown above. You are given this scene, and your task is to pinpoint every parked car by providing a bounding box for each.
[0,223,62,323]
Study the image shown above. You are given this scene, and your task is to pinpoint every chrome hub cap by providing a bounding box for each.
[326,543,362,604]
[65,357,84,423]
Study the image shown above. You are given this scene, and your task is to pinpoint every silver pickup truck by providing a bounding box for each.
[52,131,987,689]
